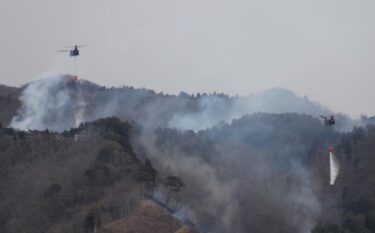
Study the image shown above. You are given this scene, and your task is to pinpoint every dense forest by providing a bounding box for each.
[0,118,157,233]
[1,77,375,233]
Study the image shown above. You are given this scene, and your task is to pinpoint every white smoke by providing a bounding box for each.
[168,88,330,131]
[168,95,243,131]
[329,152,339,185]
[148,149,237,231]
[10,74,85,132]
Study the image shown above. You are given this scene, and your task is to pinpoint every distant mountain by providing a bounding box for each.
[243,87,331,116]
[6,75,333,132]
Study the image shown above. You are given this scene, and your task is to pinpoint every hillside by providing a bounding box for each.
[1,113,336,233]
[1,113,375,233]
[0,118,156,233]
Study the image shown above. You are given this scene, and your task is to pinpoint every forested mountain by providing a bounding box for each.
[1,76,375,233]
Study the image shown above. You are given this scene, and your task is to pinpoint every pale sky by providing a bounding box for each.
[1,0,375,116]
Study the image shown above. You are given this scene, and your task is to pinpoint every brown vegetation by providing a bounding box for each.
[100,199,198,233]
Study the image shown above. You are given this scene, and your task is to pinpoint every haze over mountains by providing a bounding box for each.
[0,74,348,132]
[1,75,375,233]
[4,74,373,134]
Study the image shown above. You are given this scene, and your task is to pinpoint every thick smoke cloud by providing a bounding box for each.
[10,75,86,131]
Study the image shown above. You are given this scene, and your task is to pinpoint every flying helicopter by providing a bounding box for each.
[320,114,341,126]
[58,45,87,57]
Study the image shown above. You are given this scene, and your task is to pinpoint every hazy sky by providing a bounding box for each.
[1,0,375,116]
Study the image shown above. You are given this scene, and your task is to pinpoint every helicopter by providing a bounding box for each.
[58,45,87,57]
[320,114,341,126]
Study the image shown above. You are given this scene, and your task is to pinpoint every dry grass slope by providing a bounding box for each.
[101,200,199,233]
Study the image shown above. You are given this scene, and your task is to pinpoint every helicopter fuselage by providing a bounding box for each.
[69,47,79,57]
[321,115,336,126]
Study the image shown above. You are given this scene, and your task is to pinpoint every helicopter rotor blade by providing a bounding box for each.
[63,45,88,49]
[63,45,87,48]
[57,50,70,52]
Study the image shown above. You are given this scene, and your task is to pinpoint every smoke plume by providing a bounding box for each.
[10,75,85,131]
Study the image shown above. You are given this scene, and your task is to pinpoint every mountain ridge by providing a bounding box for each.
[4,75,334,132]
